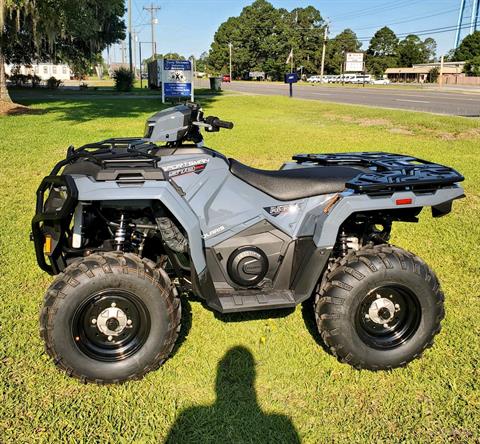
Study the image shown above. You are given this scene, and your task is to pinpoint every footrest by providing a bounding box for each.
[217,290,296,313]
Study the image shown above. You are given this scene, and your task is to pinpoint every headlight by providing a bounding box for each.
[44,185,68,213]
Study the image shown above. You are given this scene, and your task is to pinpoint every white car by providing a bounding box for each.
[373,78,391,85]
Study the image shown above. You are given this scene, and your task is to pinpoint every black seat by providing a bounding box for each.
[229,159,362,201]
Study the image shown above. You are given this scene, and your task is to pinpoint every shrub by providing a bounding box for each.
[112,67,134,92]
[10,73,28,86]
[31,75,41,88]
[79,82,89,90]
[428,67,440,83]
[47,76,62,89]
[464,56,480,77]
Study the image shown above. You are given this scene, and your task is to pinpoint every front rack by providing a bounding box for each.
[50,138,160,176]
[293,152,464,194]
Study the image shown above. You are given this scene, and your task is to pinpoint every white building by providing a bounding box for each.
[5,63,73,81]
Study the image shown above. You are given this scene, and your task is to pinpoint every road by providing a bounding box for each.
[214,81,480,117]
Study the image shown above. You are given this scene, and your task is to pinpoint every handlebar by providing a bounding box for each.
[205,116,234,130]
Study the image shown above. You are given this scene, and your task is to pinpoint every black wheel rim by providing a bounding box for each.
[356,285,421,350]
[72,289,151,362]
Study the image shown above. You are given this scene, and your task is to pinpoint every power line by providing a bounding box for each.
[356,22,478,42]
[337,7,459,33]
[143,3,161,56]
[330,0,422,23]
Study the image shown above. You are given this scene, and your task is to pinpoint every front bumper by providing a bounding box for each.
[31,175,78,274]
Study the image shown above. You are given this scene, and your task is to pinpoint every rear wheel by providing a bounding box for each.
[314,244,444,370]
[40,252,181,383]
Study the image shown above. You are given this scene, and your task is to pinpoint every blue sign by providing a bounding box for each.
[164,60,192,71]
[162,59,193,100]
[164,82,192,97]
[285,73,299,84]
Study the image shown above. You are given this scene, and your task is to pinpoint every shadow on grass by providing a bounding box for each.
[214,307,296,323]
[169,297,193,361]
[165,346,300,443]
[8,88,224,123]
[301,299,331,355]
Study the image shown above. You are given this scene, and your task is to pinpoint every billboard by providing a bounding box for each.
[161,59,194,103]
[345,53,364,73]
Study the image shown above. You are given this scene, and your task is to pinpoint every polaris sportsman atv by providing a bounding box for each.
[32,103,464,383]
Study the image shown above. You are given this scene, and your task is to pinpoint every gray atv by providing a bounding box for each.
[32,103,464,383]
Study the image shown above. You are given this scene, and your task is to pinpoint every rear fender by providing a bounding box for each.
[314,187,465,249]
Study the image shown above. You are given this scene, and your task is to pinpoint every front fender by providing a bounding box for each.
[73,176,207,274]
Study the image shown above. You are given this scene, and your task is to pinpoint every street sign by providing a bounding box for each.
[161,59,194,103]
[284,73,298,84]
[345,52,364,73]
[284,72,298,97]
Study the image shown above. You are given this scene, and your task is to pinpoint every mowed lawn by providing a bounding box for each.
[1,90,479,443]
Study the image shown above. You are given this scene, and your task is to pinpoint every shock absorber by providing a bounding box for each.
[114,214,127,251]
[339,228,349,257]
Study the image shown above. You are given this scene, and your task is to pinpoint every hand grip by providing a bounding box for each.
[205,116,234,130]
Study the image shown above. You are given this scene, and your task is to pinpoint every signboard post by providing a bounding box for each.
[284,72,298,97]
[161,59,194,103]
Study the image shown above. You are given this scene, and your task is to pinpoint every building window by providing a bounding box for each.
[52,66,57,74]
[35,66,39,73]
[43,66,48,74]
[62,66,67,74]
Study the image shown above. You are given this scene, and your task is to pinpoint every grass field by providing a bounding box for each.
[1,89,479,443]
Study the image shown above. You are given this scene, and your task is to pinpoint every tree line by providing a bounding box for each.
[1,0,125,103]
[206,0,440,79]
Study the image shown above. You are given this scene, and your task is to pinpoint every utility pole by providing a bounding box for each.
[144,4,161,57]
[132,31,138,77]
[128,0,133,74]
[439,55,445,87]
[455,0,480,47]
[229,42,233,80]
[121,41,125,64]
[320,24,328,82]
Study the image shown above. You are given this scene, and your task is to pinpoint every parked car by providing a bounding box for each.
[373,78,391,85]
[322,75,337,83]
[222,74,231,83]
[350,75,373,84]
[307,75,321,83]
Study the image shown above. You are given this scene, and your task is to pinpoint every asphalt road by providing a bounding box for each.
[216,81,480,117]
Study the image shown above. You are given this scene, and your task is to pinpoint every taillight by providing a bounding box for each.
[396,198,413,206]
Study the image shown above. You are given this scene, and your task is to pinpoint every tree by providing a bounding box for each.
[464,55,480,76]
[428,67,440,83]
[366,27,399,77]
[207,0,325,80]
[398,35,435,66]
[453,31,480,61]
[0,0,125,104]
[424,38,437,62]
[324,29,361,74]
[195,52,209,73]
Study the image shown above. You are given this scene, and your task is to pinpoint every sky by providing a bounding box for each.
[108,0,472,65]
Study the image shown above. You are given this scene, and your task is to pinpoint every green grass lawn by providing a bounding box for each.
[1,90,479,443]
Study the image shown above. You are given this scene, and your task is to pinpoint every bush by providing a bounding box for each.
[464,56,480,77]
[47,76,62,89]
[10,73,28,86]
[79,82,89,90]
[31,74,41,88]
[428,67,440,83]
[112,67,134,92]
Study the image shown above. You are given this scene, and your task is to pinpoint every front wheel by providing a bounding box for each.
[315,245,444,370]
[40,252,181,383]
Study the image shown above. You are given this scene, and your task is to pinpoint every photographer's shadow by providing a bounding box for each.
[165,346,300,443]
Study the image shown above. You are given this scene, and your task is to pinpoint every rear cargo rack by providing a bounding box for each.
[293,152,464,194]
